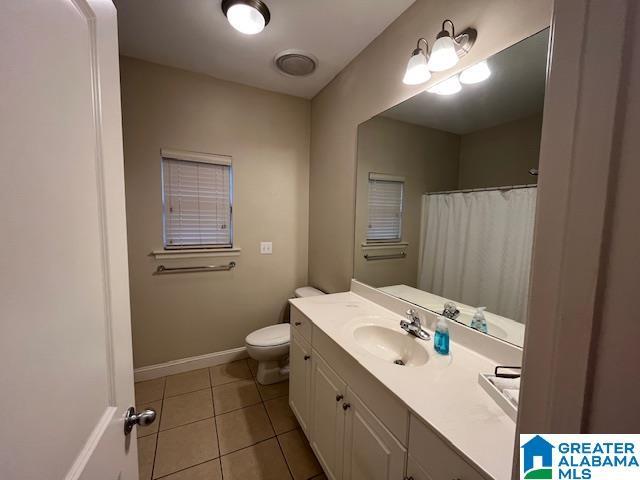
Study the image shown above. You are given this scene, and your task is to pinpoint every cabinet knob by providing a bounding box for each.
[304,355,311,360]
[403,477,414,480]
[294,322,302,326]
[336,394,344,402]
[342,402,351,411]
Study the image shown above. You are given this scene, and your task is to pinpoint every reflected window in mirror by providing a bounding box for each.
[353,28,550,348]
[367,173,405,243]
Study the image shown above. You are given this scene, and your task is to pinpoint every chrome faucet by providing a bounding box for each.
[442,302,460,321]
[400,309,431,340]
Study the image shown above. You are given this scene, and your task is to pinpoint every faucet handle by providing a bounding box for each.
[406,308,417,318]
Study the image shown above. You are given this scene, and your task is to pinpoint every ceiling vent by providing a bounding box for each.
[274,50,318,77]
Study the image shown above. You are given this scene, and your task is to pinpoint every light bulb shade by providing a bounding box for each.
[403,50,431,85]
[428,75,462,95]
[222,0,270,35]
[460,60,491,84]
[427,35,459,72]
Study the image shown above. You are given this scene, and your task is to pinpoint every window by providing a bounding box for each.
[367,173,405,242]
[161,149,233,249]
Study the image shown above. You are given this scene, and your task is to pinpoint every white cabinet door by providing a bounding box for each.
[343,388,407,480]
[289,331,312,433]
[0,1,137,479]
[310,353,347,480]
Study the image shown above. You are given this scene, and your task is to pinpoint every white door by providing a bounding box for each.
[342,388,406,480]
[310,354,347,480]
[289,332,312,433]
[0,1,138,479]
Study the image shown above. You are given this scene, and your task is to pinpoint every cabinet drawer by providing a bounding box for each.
[291,306,312,343]
[409,415,487,480]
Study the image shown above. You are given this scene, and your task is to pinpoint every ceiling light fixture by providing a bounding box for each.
[403,38,431,85]
[221,0,271,35]
[427,19,477,72]
[427,75,462,95]
[460,60,491,84]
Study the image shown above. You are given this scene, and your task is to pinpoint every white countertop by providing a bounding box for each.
[290,291,516,480]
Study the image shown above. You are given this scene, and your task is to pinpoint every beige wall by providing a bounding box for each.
[354,116,459,287]
[120,57,310,368]
[309,0,552,293]
[459,113,542,189]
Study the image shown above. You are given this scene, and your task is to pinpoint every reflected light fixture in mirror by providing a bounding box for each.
[222,0,271,35]
[403,39,431,85]
[460,60,492,84]
[427,75,462,95]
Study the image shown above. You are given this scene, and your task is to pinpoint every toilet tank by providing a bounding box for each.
[294,286,324,298]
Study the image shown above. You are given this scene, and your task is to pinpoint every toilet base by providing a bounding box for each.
[256,357,289,385]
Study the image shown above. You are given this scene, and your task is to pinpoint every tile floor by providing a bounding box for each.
[135,358,327,480]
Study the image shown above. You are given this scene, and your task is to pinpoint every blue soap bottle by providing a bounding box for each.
[434,316,450,355]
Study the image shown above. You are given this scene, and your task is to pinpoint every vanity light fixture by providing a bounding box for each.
[427,19,477,72]
[460,60,491,84]
[427,75,462,95]
[403,38,431,85]
[221,0,271,35]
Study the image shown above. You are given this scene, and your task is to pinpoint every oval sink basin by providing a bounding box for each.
[353,325,429,367]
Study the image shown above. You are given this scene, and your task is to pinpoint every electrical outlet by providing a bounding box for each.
[260,242,273,255]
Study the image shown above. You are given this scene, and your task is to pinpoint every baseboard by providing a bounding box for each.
[134,347,249,382]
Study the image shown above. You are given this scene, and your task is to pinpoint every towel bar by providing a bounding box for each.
[364,252,406,261]
[153,261,236,275]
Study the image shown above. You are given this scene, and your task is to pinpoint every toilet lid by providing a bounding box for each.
[246,323,290,347]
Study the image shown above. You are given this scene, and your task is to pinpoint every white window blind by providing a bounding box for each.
[367,174,404,242]
[162,152,232,248]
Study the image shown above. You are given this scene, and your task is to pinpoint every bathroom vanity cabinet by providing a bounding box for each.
[289,306,490,480]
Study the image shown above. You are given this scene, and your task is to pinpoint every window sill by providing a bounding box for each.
[150,247,242,260]
[361,242,408,250]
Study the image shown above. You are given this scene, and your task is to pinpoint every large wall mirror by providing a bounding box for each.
[354,29,549,348]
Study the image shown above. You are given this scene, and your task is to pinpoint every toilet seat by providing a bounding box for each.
[245,323,290,347]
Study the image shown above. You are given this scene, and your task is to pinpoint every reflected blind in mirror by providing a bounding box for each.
[367,173,404,242]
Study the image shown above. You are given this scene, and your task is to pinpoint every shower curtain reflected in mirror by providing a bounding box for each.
[418,187,537,323]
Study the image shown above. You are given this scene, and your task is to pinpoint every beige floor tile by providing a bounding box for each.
[165,369,211,397]
[217,403,275,455]
[160,389,214,431]
[247,358,258,378]
[135,377,166,403]
[153,418,219,479]
[212,380,261,414]
[137,433,157,480]
[264,396,298,434]
[137,399,162,438]
[256,380,289,401]
[160,459,223,480]
[210,360,252,386]
[221,438,292,480]
[278,429,322,480]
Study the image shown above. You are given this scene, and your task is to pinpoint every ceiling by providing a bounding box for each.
[381,29,549,134]
[114,0,415,99]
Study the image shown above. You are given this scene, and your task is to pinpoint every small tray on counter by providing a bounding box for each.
[478,373,518,422]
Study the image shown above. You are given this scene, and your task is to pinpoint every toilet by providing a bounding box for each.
[246,286,324,385]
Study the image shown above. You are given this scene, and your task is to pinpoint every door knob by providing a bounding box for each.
[342,402,351,411]
[336,394,344,402]
[124,406,156,435]
[294,322,302,326]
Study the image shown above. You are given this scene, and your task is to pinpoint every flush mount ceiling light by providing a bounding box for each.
[427,19,477,72]
[460,60,491,84]
[403,38,431,85]
[427,75,462,95]
[221,0,270,35]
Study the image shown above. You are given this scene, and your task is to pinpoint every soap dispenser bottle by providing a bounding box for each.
[434,316,450,355]
[470,307,488,334]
